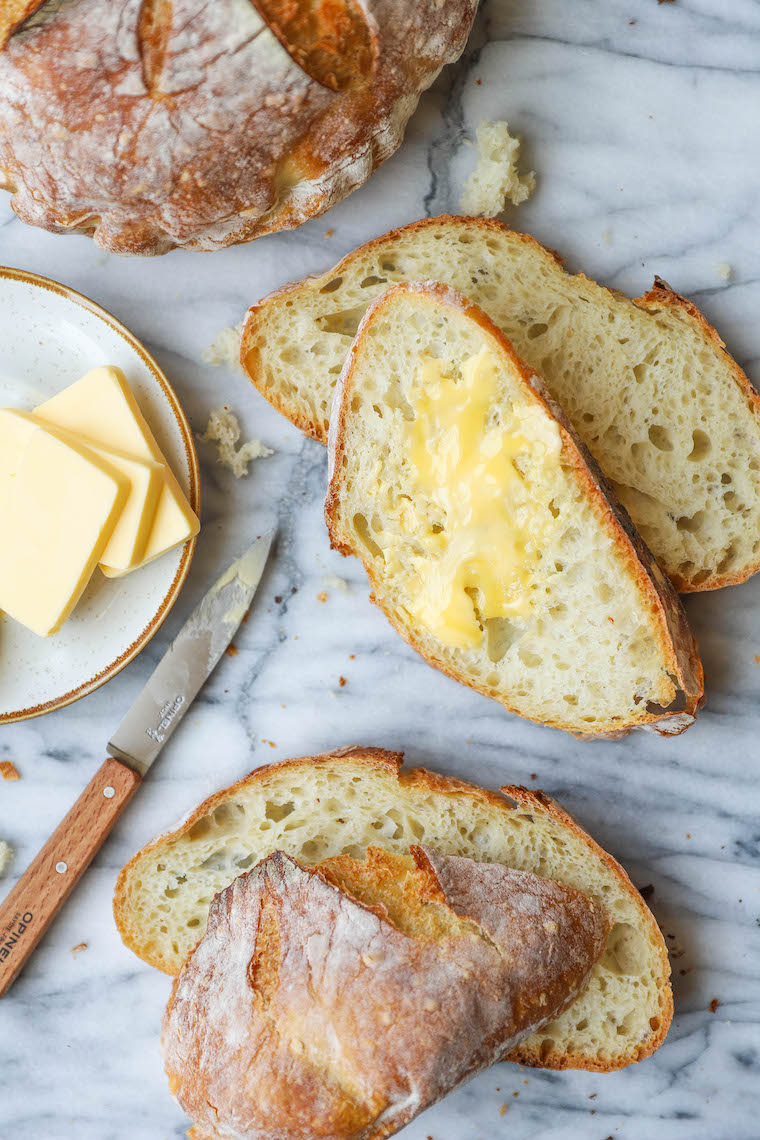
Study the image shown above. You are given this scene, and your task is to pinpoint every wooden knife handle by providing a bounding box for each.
[0,757,141,998]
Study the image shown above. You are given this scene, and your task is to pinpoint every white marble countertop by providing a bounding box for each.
[2,2,760,1137]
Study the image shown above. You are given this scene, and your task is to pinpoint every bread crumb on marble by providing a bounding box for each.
[460,120,535,218]
[0,760,19,780]
[198,406,273,478]
[201,322,245,374]
[715,262,733,282]
[0,840,13,876]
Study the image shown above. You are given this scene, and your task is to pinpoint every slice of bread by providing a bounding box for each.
[114,746,674,1073]
[325,282,702,737]
[241,215,760,592]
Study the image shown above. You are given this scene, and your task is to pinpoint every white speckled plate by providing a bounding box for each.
[0,268,200,723]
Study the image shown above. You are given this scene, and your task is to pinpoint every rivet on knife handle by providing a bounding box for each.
[0,758,141,998]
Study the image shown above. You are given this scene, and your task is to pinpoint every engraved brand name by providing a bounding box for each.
[0,912,33,961]
[145,695,185,742]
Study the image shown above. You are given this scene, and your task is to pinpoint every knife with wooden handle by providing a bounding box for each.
[0,530,275,998]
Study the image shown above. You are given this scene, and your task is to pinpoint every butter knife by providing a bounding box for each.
[0,529,275,997]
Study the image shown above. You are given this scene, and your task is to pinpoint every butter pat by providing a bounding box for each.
[26,420,164,572]
[401,346,561,649]
[35,367,199,574]
[0,410,129,636]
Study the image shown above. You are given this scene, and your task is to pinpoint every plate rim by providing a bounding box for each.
[0,265,201,724]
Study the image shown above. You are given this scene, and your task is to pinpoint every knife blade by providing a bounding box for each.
[0,530,275,997]
[109,529,275,776]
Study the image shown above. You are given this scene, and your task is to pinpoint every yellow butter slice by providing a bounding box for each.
[0,410,129,637]
[35,366,199,573]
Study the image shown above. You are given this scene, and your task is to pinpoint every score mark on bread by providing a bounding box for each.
[251,0,375,91]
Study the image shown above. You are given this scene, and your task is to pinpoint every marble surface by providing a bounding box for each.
[2,1,760,1137]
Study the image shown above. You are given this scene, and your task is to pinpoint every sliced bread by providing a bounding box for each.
[325,282,702,737]
[114,746,674,1073]
[241,215,760,591]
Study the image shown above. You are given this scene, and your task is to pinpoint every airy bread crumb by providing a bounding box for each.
[715,262,733,282]
[0,840,13,876]
[460,121,535,217]
[198,406,273,478]
[201,323,245,374]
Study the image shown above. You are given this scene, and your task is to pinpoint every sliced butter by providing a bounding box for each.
[0,410,129,637]
[20,416,164,572]
[35,366,199,574]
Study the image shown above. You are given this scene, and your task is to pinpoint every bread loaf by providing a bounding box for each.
[325,281,702,737]
[0,1,476,255]
[114,747,673,1072]
[242,215,760,591]
[163,845,610,1140]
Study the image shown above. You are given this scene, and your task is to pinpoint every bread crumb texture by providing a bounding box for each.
[460,121,536,217]
[198,406,273,478]
[201,323,245,374]
[0,760,19,780]
[114,749,672,1071]
[243,217,760,590]
[0,840,13,876]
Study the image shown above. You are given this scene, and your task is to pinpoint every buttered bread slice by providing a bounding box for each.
[243,215,760,592]
[325,283,702,737]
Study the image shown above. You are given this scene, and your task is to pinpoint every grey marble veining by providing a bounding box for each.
[1,1,760,1137]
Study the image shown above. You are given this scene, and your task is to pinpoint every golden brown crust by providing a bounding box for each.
[0,0,45,49]
[162,844,610,1140]
[324,281,703,737]
[0,4,476,254]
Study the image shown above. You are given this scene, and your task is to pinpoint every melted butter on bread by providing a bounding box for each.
[396,346,561,649]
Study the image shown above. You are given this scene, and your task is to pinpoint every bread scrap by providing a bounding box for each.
[241,215,760,591]
[114,746,674,1072]
[325,281,702,737]
[460,120,535,216]
[0,0,477,254]
[163,845,610,1140]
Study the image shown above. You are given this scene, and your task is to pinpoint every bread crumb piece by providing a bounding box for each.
[322,574,348,593]
[324,228,335,238]
[715,263,733,282]
[198,406,273,478]
[317,591,328,603]
[0,760,19,780]
[201,322,245,374]
[226,645,238,657]
[754,654,760,664]
[500,1104,507,1117]
[708,997,720,1013]
[460,121,535,218]
[71,942,88,957]
[0,840,12,876]
[339,676,347,687]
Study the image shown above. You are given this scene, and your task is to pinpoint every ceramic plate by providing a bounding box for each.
[0,268,200,723]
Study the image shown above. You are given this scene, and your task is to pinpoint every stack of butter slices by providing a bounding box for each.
[0,366,198,637]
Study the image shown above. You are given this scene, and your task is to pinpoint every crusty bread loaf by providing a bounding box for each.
[163,846,610,1140]
[241,215,760,591]
[325,281,702,737]
[114,747,673,1072]
[0,2,476,254]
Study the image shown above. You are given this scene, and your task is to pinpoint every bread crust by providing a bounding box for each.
[324,280,703,737]
[0,3,476,255]
[162,844,610,1140]
[114,745,674,1071]
[242,214,760,592]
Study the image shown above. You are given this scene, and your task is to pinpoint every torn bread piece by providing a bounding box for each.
[242,215,760,591]
[163,846,610,1140]
[114,746,674,1072]
[460,119,536,216]
[325,282,702,737]
[198,407,273,478]
[0,840,13,876]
